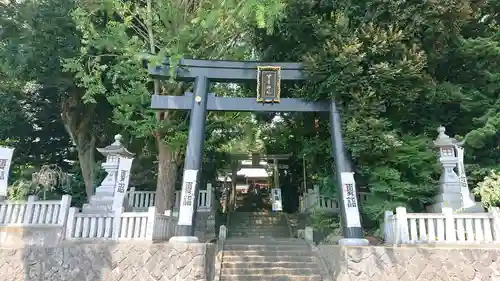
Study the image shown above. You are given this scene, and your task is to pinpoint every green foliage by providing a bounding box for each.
[253,0,500,230]
[7,180,33,201]
[309,211,342,236]
[473,171,500,208]
[62,0,290,197]
[64,0,288,144]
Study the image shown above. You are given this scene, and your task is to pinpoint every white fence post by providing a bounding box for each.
[127,186,135,210]
[395,207,409,244]
[145,206,156,240]
[23,195,38,224]
[127,187,136,209]
[489,207,500,242]
[174,191,180,210]
[308,193,317,210]
[383,210,394,244]
[112,208,123,240]
[65,207,77,239]
[443,207,456,242]
[58,195,72,226]
[206,183,212,210]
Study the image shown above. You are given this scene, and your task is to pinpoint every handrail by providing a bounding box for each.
[283,212,294,238]
[212,225,227,281]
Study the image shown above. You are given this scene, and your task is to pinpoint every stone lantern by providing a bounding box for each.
[427,127,482,213]
[82,134,134,214]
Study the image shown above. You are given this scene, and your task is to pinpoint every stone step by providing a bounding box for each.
[229,232,291,238]
[220,274,322,281]
[231,212,283,216]
[230,229,288,233]
[222,261,319,269]
[86,199,114,205]
[222,267,319,276]
[229,230,290,234]
[94,189,115,197]
[226,238,305,244]
[223,250,308,257]
[229,222,288,226]
[230,223,287,226]
[230,221,286,225]
[231,214,284,218]
[231,215,284,218]
[90,194,114,201]
[231,224,288,227]
[223,255,316,263]
[230,229,290,233]
[224,244,310,251]
[80,207,113,214]
[230,222,285,225]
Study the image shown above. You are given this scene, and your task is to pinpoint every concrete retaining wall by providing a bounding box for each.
[0,226,64,248]
[0,241,213,281]
[318,245,500,281]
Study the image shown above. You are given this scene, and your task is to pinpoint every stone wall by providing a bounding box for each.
[0,226,64,248]
[0,241,212,281]
[318,245,500,281]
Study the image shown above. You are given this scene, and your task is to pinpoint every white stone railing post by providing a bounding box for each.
[112,208,123,240]
[23,195,38,224]
[489,207,500,242]
[383,210,394,244]
[145,206,156,240]
[58,195,72,226]
[127,186,136,209]
[307,192,317,210]
[206,183,213,210]
[443,207,456,242]
[395,207,409,244]
[65,207,77,239]
[305,226,313,243]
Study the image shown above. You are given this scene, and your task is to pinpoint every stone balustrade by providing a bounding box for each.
[385,206,499,245]
[127,184,213,212]
[299,185,369,213]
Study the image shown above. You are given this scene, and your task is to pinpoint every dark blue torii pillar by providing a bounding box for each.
[148,58,367,245]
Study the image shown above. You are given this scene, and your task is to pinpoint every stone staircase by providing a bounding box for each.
[220,237,324,281]
[218,212,326,281]
[228,212,290,238]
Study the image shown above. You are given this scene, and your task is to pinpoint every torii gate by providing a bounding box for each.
[148,58,368,245]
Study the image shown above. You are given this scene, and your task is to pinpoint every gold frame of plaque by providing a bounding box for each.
[257,66,281,103]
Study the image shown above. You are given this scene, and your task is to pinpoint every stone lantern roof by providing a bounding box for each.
[434,126,462,148]
[97,134,135,158]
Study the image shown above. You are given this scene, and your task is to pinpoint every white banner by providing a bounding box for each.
[341,172,361,228]
[0,147,15,197]
[456,145,475,208]
[178,169,198,225]
[271,188,283,211]
[112,157,134,214]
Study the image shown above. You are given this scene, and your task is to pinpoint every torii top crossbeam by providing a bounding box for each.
[149,58,328,112]
[149,58,304,82]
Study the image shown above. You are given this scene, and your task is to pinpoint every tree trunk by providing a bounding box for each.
[145,0,178,214]
[154,140,179,214]
[76,135,95,200]
[61,91,96,202]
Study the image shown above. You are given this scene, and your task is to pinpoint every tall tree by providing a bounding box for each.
[65,0,288,212]
[0,0,115,199]
[252,0,500,228]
